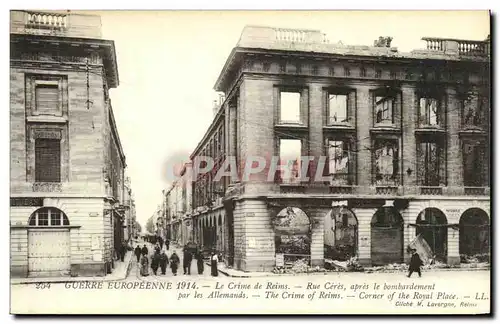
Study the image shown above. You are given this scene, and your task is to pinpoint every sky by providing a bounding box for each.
[91,10,490,227]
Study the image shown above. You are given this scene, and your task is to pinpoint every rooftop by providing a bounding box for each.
[10,10,103,39]
[215,25,490,91]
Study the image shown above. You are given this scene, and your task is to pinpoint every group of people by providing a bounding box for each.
[134,242,219,277]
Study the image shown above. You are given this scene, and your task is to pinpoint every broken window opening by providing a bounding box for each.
[328,94,348,124]
[279,139,302,184]
[280,91,301,124]
[373,139,399,185]
[328,140,351,185]
[375,95,394,124]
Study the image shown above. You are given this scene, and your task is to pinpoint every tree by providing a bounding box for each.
[135,221,142,234]
[145,217,155,234]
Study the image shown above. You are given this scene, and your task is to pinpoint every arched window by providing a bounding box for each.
[28,207,69,226]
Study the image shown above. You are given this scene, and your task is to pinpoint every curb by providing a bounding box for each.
[11,254,134,285]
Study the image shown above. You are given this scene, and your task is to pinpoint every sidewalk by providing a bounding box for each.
[209,262,490,278]
[11,250,134,285]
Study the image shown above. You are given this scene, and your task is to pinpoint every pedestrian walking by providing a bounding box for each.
[407,249,423,278]
[160,250,168,275]
[151,250,161,275]
[134,245,142,263]
[141,244,148,256]
[120,241,127,262]
[159,237,164,250]
[155,243,161,255]
[196,250,204,275]
[183,248,193,275]
[140,254,149,276]
[165,239,170,251]
[210,251,218,277]
[170,251,180,276]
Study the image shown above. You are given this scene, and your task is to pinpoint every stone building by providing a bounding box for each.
[189,26,490,271]
[164,163,194,247]
[10,10,128,277]
[123,176,136,242]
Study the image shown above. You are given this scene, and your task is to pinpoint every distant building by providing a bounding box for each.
[10,10,130,277]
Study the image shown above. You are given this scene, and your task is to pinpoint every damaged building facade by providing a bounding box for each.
[10,10,129,277]
[208,26,490,271]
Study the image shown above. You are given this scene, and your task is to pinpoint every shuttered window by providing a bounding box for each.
[35,84,59,114]
[35,139,61,182]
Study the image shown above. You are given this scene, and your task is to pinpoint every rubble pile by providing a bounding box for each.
[460,253,490,264]
[272,259,329,274]
[346,257,364,272]
[290,258,310,273]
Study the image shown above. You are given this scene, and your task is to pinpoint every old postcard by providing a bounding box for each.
[9,10,491,315]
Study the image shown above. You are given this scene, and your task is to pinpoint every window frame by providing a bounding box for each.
[324,86,355,127]
[462,138,488,187]
[278,90,302,124]
[25,74,68,118]
[416,135,447,187]
[34,138,62,183]
[325,135,355,186]
[371,136,401,186]
[461,92,485,129]
[277,137,304,185]
[28,207,70,227]
[417,89,446,128]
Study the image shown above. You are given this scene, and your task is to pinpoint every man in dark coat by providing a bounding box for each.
[151,251,161,275]
[210,250,219,277]
[141,244,148,256]
[120,242,127,262]
[134,245,142,262]
[159,236,164,250]
[165,239,170,251]
[196,250,204,275]
[407,249,423,278]
[183,248,193,275]
[159,250,168,275]
[170,251,180,276]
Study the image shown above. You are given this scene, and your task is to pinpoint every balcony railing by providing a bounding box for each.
[26,11,68,29]
[330,173,354,186]
[464,187,486,196]
[422,37,490,57]
[424,38,444,51]
[420,186,443,195]
[373,173,400,186]
[458,40,490,56]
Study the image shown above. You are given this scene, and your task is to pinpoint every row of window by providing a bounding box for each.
[277,137,488,187]
[279,89,486,128]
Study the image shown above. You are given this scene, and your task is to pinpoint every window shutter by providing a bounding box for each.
[323,138,330,178]
[35,139,61,182]
[36,85,59,114]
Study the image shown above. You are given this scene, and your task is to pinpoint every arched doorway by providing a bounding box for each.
[459,208,490,256]
[416,208,448,262]
[27,207,71,277]
[272,207,311,266]
[371,207,404,266]
[324,207,358,261]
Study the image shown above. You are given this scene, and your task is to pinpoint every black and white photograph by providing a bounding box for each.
[7,9,491,315]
